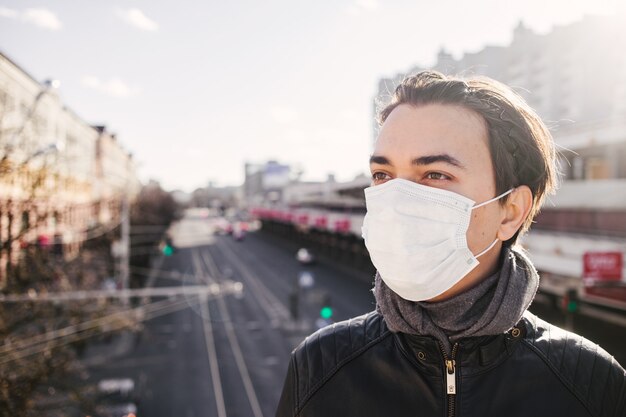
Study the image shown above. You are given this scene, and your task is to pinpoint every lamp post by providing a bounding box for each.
[8,79,60,148]
[119,155,135,305]
[120,193,130,304]
[25,142,63,161]
[0,80,61,284]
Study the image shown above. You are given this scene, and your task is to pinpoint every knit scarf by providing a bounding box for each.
[374,246,539,354]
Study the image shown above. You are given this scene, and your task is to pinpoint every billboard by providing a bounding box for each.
[583,252,623,282]
[262,162,291,189]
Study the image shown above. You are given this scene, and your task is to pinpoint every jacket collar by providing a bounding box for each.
[394,315,528,373]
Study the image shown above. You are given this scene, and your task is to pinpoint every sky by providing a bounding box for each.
[0,0,622,192]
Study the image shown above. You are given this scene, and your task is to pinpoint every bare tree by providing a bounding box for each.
[129,182,181,288]
[0,84,136,416]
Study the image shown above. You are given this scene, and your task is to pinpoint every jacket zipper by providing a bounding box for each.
[439,342,459,417]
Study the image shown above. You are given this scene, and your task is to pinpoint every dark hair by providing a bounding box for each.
[378,70,558,245]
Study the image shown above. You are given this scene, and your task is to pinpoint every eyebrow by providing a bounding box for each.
[369,154,466,169]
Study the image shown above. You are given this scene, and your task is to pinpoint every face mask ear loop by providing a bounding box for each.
[475,238,499,258]
[473,188,515,209]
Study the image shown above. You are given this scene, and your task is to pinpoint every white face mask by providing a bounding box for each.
[361,178,513,301]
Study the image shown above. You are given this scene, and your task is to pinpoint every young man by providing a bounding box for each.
[276,71,626,417]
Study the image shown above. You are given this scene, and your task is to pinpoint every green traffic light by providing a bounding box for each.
[163,244,174,256]
[320,306,333,319]
[567,300,578,313]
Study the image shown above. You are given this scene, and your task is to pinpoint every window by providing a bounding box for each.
[21,210,30,232]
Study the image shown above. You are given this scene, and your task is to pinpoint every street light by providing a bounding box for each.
[23,142,63,164]
[9,79,61,147]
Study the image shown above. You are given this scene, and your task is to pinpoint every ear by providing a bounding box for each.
[497,185,533,241]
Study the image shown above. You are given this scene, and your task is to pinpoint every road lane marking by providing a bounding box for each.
[200,249,265,417]
[192,249,227,417]
[213,242,290,324]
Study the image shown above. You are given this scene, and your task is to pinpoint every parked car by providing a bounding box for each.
[95,402,137,417]
[95,378,138,417]
[233,229,246,241]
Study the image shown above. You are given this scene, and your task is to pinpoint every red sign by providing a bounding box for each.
[583,252,623,282]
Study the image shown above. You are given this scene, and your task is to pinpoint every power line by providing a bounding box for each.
[0,282,241,303]
[0,296,181,358]
[0,297,193,368]
[0,282,243,366]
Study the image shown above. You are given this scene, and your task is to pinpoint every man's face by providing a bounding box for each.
[369,103,506,301]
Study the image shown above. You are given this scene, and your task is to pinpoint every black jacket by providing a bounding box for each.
[276,311,626,417]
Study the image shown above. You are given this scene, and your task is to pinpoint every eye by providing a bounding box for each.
[425,172,451,181]
[371,172,391,183]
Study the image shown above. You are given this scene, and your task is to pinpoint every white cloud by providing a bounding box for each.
[22,8,62,30]
[117,8,159,31]
[0,7,18,19]
[81,76,138,98]
[0,7,62,30]
[269,106,299,124]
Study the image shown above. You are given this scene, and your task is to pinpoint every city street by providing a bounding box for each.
[3,8,626,417]
[85,212,376,417]
[85,212,626,417]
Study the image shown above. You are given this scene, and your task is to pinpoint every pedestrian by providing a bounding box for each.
[276,71,626,417]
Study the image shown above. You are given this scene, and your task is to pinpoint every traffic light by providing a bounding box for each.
[562,289,579,313]
[160,240,174,256]
[320,295,333,320]
[162,244,174,256]
[320,306,333,319]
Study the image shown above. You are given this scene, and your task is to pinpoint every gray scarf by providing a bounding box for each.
[374,246,539,354]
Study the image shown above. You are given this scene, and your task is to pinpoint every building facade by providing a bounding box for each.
[94,126,140,226]
[243,160,293,205]
[0,51,139,286]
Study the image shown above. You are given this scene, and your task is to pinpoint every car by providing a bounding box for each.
[95,402,137,417]
[214,218,233,235]
[233,229,246,241]
[296,248,315,265]
[95,378,139,417]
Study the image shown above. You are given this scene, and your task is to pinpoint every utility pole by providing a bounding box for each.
[120,194,130,304]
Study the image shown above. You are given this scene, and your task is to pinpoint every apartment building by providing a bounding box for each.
[0,51,139,285]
